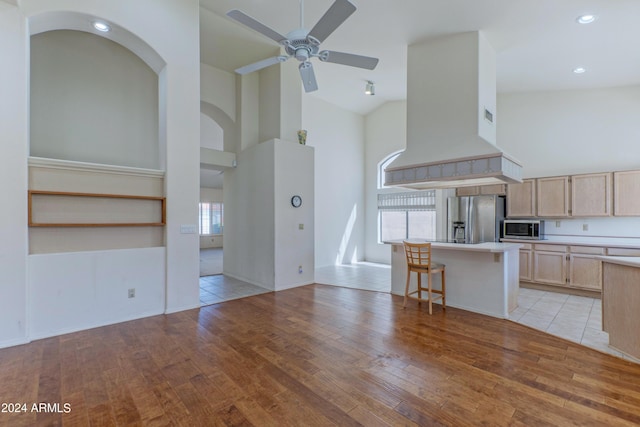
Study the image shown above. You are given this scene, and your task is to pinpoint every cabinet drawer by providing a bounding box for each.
[570,246,605,255]
[518,243,533,250]
[534,244,568,253]
[607,247,640,256]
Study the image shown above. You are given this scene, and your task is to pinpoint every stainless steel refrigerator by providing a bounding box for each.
[447,195,505,243]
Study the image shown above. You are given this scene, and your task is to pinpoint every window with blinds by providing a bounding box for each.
[199,202,223,235]
[378,191,436,242]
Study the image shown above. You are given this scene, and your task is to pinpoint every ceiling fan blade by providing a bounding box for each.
[299,62,319,92]
[235,56,289,75]
[319,50,379,70]
[307,0,356,44]
[226,10,288,44]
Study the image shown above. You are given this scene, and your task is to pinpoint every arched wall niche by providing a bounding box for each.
[200,101,237,154]
[29,11,164,73]
[28,11,166,170]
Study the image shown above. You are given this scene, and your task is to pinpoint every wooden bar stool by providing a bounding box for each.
[402,241,446,314]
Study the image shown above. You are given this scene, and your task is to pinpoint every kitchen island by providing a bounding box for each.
[389,241,522,318]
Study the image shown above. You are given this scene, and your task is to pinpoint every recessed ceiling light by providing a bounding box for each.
[573,67,586,74]
[93,21,111,32]
[576,14,597,24]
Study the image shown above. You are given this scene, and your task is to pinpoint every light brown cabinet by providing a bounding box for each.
[533,244,568,286]
[507,172,616,218]
[614,170,640,216]
[506,179,536,217]
[536,176,570,217]
[568,254,602,291]
[518,244,533,282]
[504,241,605,292]
[456,184,506,197]
[572,172,612,217]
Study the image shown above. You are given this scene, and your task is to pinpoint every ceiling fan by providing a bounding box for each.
[226,0,379,92]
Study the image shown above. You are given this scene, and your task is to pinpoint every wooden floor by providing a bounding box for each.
[2,285,640,426]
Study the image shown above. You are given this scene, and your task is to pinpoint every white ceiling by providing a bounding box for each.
[200,0,640,115]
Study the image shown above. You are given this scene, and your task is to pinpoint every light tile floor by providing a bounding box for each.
[510,287,639,363]
[315,262,391,292]
[199,274,270,305]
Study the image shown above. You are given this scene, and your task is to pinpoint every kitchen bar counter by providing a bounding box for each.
[388,240,521,319]
[502,236,640,249]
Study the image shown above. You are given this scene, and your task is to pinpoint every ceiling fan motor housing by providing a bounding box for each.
[283,29,320,62]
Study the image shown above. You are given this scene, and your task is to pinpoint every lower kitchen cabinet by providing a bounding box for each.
[519,244,533,282]
[533,246,567,286]
[569,254,602,290]
[504,240,607,293]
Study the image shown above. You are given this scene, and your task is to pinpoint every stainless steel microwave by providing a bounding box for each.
[503,220,544,240]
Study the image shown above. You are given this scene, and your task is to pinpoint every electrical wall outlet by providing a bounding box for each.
[298,265,303,274]
[555,220,561,227]
[583,224,589,231]
[128,288,135,298]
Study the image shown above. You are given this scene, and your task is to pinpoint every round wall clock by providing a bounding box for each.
[291,195,302,208]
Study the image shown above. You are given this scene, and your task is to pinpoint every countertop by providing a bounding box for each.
[501,236,640,248]
[598,256,640,268]
[385,240,522,253]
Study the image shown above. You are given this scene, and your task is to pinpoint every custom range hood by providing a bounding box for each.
[385,31,522,189]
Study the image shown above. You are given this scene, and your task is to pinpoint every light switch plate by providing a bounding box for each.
[180,224,197,234]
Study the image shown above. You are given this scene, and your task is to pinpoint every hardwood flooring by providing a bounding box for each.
[2,284,640,426]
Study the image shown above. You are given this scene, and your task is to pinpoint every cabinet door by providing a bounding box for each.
[479,184,506,195]
[456,186,479,196]
[507,179,536,217]
[533,250,567,285]
[537,176,570,217]
[519,249,533,281]
[568,254,602,291]
[614,171,640,216]
[572,173,612,217]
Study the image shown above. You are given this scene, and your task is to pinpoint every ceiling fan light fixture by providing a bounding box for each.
[365,81,375,95]
[576,14,597,24]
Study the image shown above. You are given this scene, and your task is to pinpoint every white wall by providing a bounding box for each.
[200,113,224,150]
[201,63,236,122]
[498,86,640,178]
[303,96,365,267]
[0,0,201,348]
[274,140,314,289]
[0,4,29,347]
[224,139,314,289]
[364,101,407,264]
[30,30,159,169]
[29,248,165,339]
[224,141,276,288]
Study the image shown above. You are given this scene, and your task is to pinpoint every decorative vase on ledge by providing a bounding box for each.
[297,129,307,145]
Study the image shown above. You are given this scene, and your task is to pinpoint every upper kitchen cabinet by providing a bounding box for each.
[614,170,640,216]
[536,176,570,217]
[456,184,506,197]
[506,179,536,217]
[571,172,612,217]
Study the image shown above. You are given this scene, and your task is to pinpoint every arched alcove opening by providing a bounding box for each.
[30,29,159,168]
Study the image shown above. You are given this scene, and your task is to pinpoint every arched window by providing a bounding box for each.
[378,151,402,189]
[376,151,436,243]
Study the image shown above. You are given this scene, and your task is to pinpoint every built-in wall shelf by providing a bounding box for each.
[28,190,166,227]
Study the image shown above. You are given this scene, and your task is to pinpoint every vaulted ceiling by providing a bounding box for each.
[200,0,640,115]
